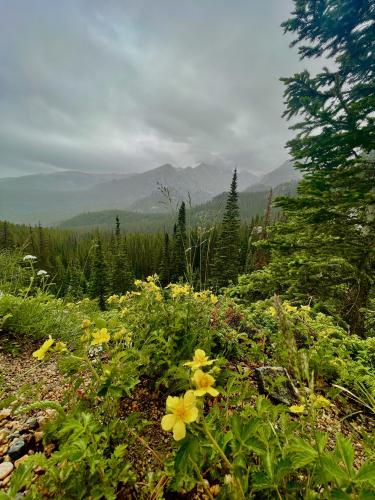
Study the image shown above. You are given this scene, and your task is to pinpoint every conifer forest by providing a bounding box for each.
[0,1,374,498]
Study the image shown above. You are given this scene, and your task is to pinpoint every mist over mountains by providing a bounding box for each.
[0,161,302,225]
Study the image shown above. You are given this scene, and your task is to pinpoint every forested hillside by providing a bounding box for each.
[0,0,374,499]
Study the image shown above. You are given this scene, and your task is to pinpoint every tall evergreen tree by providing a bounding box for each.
[238,0,374,332]
[89,237,108,310]
[0,221,13,250]
[159,232,171,286]
[110,218,134,294]
[212,169,241,288]
[172,201,187,281]
[115,215,121,239]
[38,222,49,270]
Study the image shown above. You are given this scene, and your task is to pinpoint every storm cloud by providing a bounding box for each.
[0,0,318,177]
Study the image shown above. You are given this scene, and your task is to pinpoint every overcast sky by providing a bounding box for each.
[0,0,318,178]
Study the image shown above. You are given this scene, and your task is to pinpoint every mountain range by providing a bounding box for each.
[0,160,302,225]
[59,181,298,232]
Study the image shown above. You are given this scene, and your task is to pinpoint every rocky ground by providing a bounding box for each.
[0,342,68,489]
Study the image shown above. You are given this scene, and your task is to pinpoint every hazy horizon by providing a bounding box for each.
[0,0,320,179]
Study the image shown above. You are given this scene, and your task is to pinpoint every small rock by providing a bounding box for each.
[37,416,47,427]
[8,438,26,460]
[0,443,9,456]
[15,455,29,468]
[0,429,10,444]
[254,366,299,406]
[25,417,38,430]
[0,461,13,480]
[43,443,55,457]
[7,431,21,440]
[34,431,43,443]
[1,474,12,487]
[0,409,11,421]
[33,465,45,475]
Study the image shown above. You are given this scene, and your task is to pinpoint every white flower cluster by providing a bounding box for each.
[23,255,37,262]
[37,270,49,277]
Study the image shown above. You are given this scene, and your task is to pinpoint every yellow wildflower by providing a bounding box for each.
[284,303,297,312]
[54,341,68,353]
[91,328,110,346]
[168,283,192,299]
[210,294,219,305]
[32,335,54,360]
[80,330,91,343]
[134,279,143,287]
[81,319,91,329]
[193,290,209,300]
[311,394,331,409]
[144,281,160,293]
[107,294,119,305]
[112,328,127,341]
[268,306,277,317]
[146,275,159,283]
[184,349,214,370]
[161,391,198,441]
[289,404,305,414]
[192,369,219,397]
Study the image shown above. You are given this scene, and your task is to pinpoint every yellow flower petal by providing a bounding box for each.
[289,404,305,414]
[184,406,199,423]
[173,420,186,441]
[32,335,54,360]
[207,387,219,397]
[166,396,180,412]
[161,414,177,431]
[194,389,207,397]
[183,390,197,409]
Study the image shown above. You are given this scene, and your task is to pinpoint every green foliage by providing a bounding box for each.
[89,237,108,310]
[212,169,241,288]
[0,292,83,342]
[6,413,136,499]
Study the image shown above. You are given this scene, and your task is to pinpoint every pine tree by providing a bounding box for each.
[89,237,108,310]
[241,0,374,332]
[38,222,49,270]
[115,215,120,239]
[159,232,171,286]
[212,170,241,288]
[110,218,134,294]
[0,221,13,250]
[172,201,187,281]
[66,261,85,300]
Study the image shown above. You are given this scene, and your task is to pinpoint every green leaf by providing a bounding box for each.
[93,317,107,329]
[335,435,355,479]
[320,456,348,484]
[287,438,318,469]
[356,461,375,485]
[114,444,127,459]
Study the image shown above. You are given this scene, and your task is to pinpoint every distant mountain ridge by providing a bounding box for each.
[59,181,298,232]
[0,160,299,225]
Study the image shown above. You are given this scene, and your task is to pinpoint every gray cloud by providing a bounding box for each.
[0,0,318,177]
